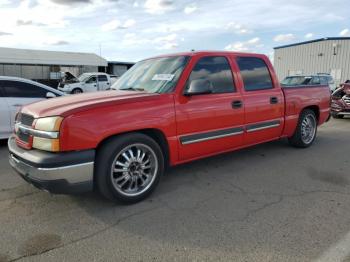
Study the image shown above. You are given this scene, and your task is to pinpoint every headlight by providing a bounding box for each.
[32,116,63,152]
[35,116,63,132]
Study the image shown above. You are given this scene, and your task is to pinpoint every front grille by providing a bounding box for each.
[17,131,30,143]
[18,113,34,127]
[343,95,350,106]
[16,113,34,144]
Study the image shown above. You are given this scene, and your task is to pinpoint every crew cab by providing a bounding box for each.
[8,51,331,203]
[331,81,350,118]
[58,72,116,94]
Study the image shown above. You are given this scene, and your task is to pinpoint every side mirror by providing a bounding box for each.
[185,79,212,96]
[46,92,56,99]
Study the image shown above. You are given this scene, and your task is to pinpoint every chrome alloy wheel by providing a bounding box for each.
[110,143,158,197]
[301,114,316,144]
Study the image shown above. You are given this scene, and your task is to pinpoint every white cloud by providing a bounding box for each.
[154,33,179,49]
[340,28,350,36]
[144,0,173,14]
[101,19,136,31]
[305,33,314,39]
[184,3,197,15]
[226,22,251,34]
[273,33,296,42]
[225,37,262,52]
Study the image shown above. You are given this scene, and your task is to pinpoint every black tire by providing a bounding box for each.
[71,88,83,94]
[332,114,344,119]
[95,133,164,203]
[288,109,317,148]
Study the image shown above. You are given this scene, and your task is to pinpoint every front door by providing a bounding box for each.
[175,55,245,161]
[84,76,98,92]
[234,56,284,145]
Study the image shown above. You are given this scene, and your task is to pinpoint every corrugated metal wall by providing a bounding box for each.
[0,64,98,80]
[274,39,350,87]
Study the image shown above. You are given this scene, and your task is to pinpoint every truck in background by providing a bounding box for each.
[58,72,118,94]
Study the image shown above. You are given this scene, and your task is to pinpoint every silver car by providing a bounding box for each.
[0,76,64,139]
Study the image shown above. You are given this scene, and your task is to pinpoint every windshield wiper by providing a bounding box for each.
[119,87,145,92]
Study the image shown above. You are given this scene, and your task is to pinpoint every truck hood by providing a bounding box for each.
[21,90,160,118]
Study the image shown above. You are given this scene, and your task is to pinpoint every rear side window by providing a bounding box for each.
[2,80,47,98]
[98,75,108,82]
[236,57,273,91]
[187,56,235,93]
[310,77,320,85]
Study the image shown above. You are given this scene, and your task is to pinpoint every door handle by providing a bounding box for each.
[270,97,278,104]
[13,104,23,107]
[232,100,243,109]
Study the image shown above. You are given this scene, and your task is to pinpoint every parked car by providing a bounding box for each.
[281,74,335,91]
[8,51,330,203]
[58,72,114,94]
[0,76,63,139]
[331,81,350,118]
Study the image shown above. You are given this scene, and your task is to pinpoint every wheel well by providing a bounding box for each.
[302,105,320,122]
[71,88,82,92]
[96,129,170,168]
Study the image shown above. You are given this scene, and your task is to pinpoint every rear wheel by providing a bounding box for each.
[95,133,164,203]
[288,109,317,148]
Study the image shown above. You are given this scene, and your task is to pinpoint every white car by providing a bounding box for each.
[0,76,64,139]
[58,72,115,94]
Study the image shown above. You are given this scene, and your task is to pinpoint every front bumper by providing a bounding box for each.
[8,136,95,194]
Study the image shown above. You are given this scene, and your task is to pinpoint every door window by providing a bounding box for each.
[1,80,47,98]
[236,57,273,91]
[86,76,97,84]
[98,75,108,82]
[186,56,235,94]
[310,77,320,85]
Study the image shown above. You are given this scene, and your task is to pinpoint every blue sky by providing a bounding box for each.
[0,0,349,62]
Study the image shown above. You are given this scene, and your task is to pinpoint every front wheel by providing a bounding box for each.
[71,88,83,94]
[95,133,164,203]
[288,109,317,148]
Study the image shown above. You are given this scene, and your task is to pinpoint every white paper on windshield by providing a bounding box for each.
[152,74,175,81]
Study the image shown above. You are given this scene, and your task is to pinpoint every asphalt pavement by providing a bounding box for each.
[0,118,350,262]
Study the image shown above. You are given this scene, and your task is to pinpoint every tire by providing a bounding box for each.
[71,88,83,94]
[95,133,164,203]
[288,109,317,148]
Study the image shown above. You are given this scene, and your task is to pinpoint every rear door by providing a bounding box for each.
[234,56,284,145]
[97,75,110,90]
[175,55,245,161]
[0,82,12,138]
[2,80,48,129]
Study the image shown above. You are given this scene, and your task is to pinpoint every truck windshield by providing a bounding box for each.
[112,56,190,93]
[77,73,90,82]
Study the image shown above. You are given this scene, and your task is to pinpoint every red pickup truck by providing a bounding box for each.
[8,51,330,203]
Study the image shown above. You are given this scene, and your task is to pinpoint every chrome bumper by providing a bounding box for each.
[8,136,94,194]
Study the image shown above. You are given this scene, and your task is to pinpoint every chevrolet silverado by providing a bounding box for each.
[8,51,331,203]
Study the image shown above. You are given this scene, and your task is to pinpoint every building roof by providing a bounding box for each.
[274,37,350,50]
[108,61,135,65]
[0,47,107,66]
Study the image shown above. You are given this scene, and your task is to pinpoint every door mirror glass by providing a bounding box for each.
[46,92,56,98]
[185,79,212,96]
